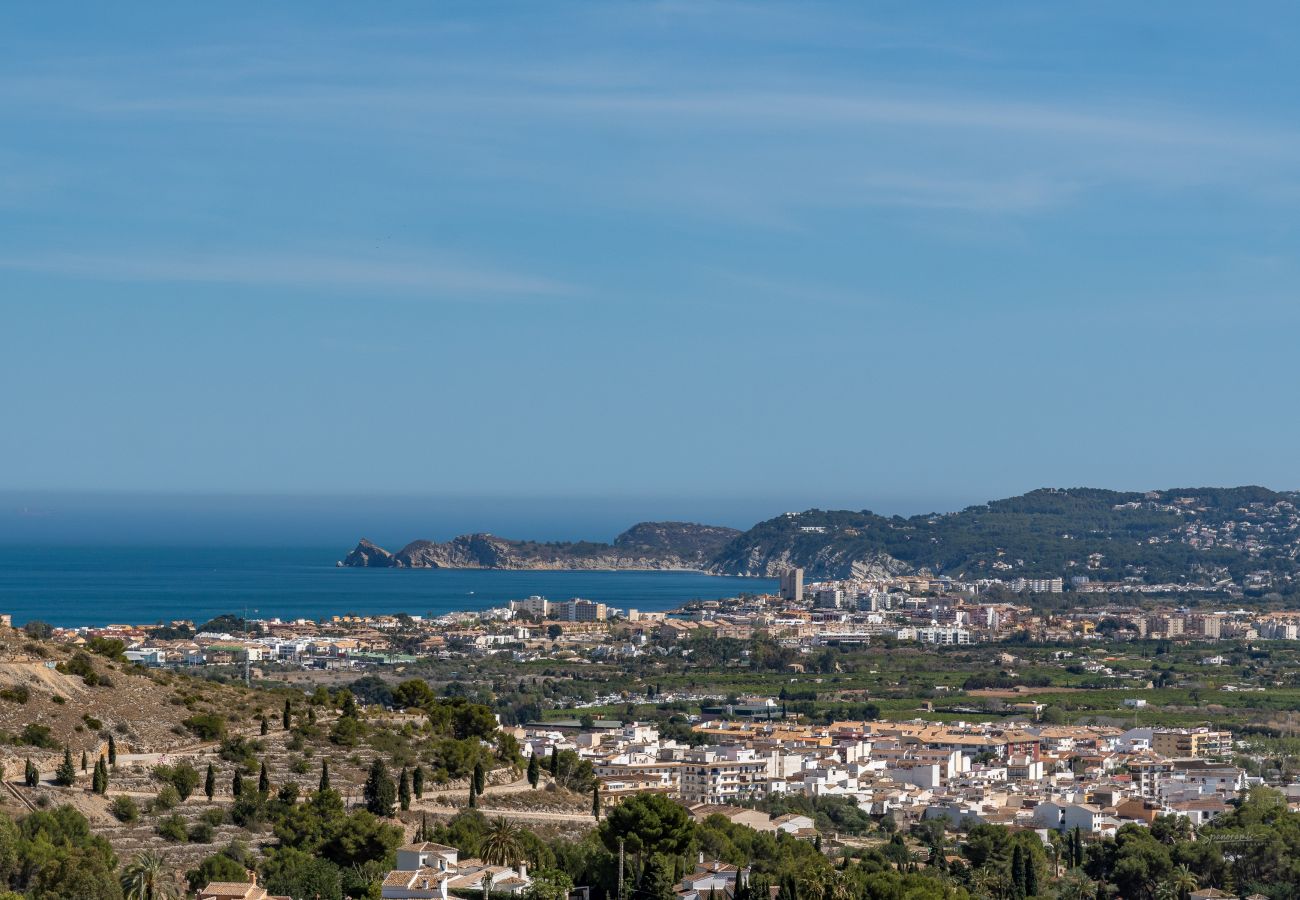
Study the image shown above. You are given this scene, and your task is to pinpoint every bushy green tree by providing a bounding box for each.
[363,759,396,817]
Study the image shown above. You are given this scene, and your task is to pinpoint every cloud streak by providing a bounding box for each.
[0,250,573,297]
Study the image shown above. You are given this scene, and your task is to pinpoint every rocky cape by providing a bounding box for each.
[341,487,1300,585]
[341,522,743,572]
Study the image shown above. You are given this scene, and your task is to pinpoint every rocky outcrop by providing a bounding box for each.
[709,544,911,579]
[341,539,395,568]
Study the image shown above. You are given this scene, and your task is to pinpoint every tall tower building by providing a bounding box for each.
[779,568,804,603]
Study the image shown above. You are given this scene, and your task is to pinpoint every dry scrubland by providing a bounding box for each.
[0,628,589,871]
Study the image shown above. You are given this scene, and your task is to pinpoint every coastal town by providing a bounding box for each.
[44,567,1300,674]
[31,568,1296,854]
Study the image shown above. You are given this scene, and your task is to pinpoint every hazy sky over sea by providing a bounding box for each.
[4,2,1300,520]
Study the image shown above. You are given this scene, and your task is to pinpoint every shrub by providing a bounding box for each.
[59,651,99,685]
[110,795,139,823]
[329,716,363,747]
[153,784,181,812]
[188,821,215,843]
[183,714,226,741]
[201,807,226,827]
[154,761,202,801]
[18,723,58,749]
[157,814,188,842]
[82,715,103,730]
[0,685,30,704]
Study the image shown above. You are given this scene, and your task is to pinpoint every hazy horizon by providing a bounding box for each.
[1,483,1291,547]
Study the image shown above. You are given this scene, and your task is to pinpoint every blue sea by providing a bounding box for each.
[0,546,775,627]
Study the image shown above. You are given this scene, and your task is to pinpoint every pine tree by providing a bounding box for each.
[205,763,216,801]
[319,759,331,793]
[232,771,244,798]
[399,766,411,811]
[473,761,485,796]
[107,733,117,766]
[258,761,270,795]
[55,746,76,787]
[527,753,540,789]
[413,765,425,799]
[364,758,396,816]
[283,697,292,729]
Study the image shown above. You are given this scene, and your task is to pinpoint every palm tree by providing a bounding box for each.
[479,816,525,868]
[1170,866,1198,900]
[1056,871,1096,900]
[1154,882,1178,900]
[121,850,181,900]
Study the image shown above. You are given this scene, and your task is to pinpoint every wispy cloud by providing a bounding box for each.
[0,250,573,297]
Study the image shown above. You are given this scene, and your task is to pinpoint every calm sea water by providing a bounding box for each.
[0,546,775,627]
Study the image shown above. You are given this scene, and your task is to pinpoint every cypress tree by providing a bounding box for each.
[260,717,269,736]
[1024,853,1038,897]
[307,706,317,725]
[1010,845,1026,899]
[527,753,540,789]
[205,763,216,801]
[55,747,76,786]
[549,747,559,778]
[258,761,270,795]
[283,697,292,729]
[80,750,87,773]
[592,783,600,819]
[399,766,411,811]
[232,771,244,798]
[468,782,477,808]
[413,765,425,799]
[319,759,331,793]
[107,733,117,766]
[24,758,37,788]
[473,761,485,796]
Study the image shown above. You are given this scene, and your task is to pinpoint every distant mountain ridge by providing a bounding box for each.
[343,487,1300,590]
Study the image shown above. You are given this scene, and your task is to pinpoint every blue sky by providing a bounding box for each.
[3,2,1300,533]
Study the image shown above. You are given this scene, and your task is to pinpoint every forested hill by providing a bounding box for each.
[708,486,1300,585]
[344,487,1300,589]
